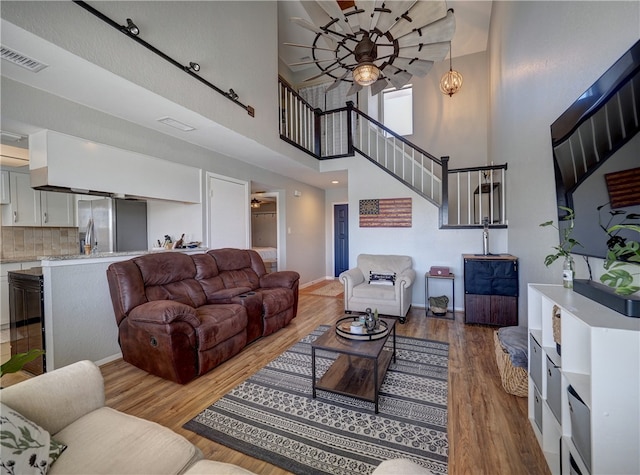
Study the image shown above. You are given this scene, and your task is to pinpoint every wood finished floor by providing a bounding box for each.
[5,280,550,474]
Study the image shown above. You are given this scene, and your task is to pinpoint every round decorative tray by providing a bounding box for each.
[335,316,390,341]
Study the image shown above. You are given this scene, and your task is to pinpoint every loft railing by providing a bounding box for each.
[278,77,507,227]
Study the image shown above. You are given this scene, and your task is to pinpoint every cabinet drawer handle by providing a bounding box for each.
[13,210,17,222]
[548,368,552,377]
[43,212,48,223]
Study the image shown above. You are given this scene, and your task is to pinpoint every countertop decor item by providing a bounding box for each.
[335,316,390,341]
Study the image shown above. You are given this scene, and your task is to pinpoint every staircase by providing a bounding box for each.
[278,78,507,228]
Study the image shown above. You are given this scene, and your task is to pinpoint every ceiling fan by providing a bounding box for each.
[285,0,456,96]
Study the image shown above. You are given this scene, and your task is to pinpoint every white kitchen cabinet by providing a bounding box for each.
[1,171,10,204]
[0,260,40,329]
[528,284,640,475]
[1,171,75,227]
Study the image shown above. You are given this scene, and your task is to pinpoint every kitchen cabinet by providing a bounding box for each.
[463,254,518,326]
[528,284,640,475]
[1,261,40,329]
[1,171,75,227]
[1,170,9,204]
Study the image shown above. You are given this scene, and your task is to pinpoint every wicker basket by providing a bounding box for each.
[552,305,561,346]
[494,331,528,397]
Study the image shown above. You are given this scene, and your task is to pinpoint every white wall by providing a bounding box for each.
[344,153,507,311]
[488,1,640,320]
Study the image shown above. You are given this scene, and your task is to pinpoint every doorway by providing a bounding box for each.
[333,203,349,277]
[251,190,280,271]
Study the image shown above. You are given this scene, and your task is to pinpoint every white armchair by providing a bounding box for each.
[339,254,415,323]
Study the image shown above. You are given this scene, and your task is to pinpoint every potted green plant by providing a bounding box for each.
[600,222,640,295]
[540,206,583,288]
[0,349,44,378]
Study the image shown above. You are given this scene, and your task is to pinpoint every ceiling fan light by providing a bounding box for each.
[440,68,463,96]
[251,198,261,209]
[353,62,380,86]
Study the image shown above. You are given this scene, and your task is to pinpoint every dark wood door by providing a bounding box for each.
[334,204,349,277]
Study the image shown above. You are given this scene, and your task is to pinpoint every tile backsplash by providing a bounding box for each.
[1,227,79,259]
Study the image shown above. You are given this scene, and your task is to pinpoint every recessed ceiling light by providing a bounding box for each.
[157,117,195,131]
[331,180,339,184]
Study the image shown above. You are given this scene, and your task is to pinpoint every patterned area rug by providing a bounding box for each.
[184,325,449,475]
[308,280,344,297]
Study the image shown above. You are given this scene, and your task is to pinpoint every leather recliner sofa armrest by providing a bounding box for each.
[128,300,201,327]
[259,271,300,289]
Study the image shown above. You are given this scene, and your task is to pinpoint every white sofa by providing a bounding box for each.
[0,360,254,475]
[339,254,416,322]
[0,360,431,475]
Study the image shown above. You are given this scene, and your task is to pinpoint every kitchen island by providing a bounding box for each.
[39,248,207,372]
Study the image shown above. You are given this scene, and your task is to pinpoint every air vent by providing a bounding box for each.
[1,45,48,72]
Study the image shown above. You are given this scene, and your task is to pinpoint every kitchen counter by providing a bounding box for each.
[1,247,208,265]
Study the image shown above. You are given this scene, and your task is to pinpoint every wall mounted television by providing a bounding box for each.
[550,39,640,261]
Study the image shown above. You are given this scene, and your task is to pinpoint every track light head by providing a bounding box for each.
[228,89,238,100]
[124,18,139,36]
[185,61,200,73]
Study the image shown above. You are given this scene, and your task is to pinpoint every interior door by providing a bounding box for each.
[334,204,349,276]
[208,174,249,249]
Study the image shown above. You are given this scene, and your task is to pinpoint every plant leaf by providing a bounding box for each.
[0,349,45,377]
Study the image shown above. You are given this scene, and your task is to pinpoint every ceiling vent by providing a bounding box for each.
[1,45,48,72]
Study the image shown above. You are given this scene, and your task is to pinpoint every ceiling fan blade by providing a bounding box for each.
[382,64,413,89]
[396,10,456,48]
[388,2,447,39]
[289,17,338,50]
[355,0,384,32]
[325,71,350,92]
[288,58,336,67]
[370,77,389,96]
[283,42,336,53]
[302,65,343,82]
[374,1,417,33]
[315,1,354,35]
[391,57,434,77]
[347,82,363,96]
[398,42,450,62]
[290,16,323,35]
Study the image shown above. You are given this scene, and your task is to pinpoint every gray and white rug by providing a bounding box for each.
[184,325,449,475]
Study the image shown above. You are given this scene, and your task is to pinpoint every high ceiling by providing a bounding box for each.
[1,1,492,190]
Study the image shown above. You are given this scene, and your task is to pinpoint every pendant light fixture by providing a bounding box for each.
[440,40,463,97]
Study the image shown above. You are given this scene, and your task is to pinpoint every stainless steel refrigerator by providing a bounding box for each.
[78,198,148,253]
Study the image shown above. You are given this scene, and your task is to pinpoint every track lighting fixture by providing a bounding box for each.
[124,18,139,36]
[185,62,200,73]
[73,1,255,117]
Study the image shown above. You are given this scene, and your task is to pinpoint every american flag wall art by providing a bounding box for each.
[359,198,412,227]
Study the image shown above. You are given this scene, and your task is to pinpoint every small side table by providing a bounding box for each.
[425,272,455,320]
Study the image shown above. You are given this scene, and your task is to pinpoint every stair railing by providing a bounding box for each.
[277,77,507,227]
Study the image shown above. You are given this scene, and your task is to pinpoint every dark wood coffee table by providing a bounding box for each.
[311,317,396,413]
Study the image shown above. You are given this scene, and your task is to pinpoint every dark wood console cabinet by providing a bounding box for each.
[8,267,45,375]
[463,254,518,326]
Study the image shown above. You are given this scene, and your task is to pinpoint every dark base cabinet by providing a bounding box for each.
[463,255,518,326]
[8,267,45,375]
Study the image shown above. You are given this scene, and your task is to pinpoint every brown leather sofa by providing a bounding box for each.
[106,248,299,384]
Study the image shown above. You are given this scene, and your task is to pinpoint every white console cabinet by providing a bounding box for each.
[528,284,640,475]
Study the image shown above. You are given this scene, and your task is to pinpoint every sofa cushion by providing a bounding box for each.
[134,253,207,308]
[0,403,67,475]
[196,304,248,350]
[50,407,201,475]
[352,282,397,300]
[357,254,412,281]
[208,249,260,290]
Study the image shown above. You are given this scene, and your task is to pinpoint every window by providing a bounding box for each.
[382,85,413,136]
